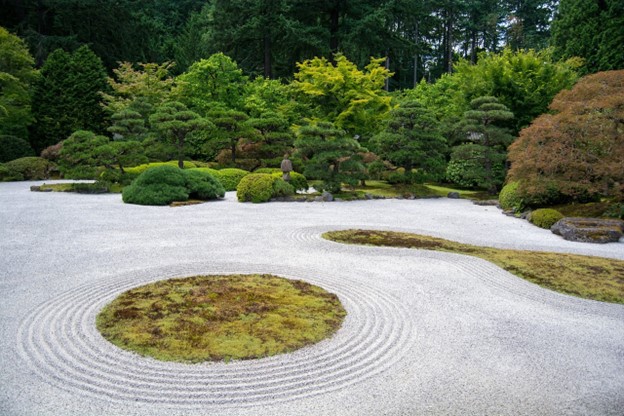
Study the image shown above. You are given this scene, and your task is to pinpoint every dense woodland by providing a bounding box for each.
[0,0,623,213]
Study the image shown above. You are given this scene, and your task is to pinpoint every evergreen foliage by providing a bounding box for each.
[294,121,364,193]
[57,130,110,179]
[30,46,109,153]
[373,101,447,182]
[552,0,624,74]
[449,97,514,193]
[236,173,276,203]
[0,135,35,163]
[149,101,213,168]
[122,165,224,205]
[0,27,37,140]
[0,156,51,181]
[529,209,564,229]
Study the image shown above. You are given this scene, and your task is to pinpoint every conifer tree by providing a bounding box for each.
[31,46,108,152]
[447,96,514,193]
[295,121,364,193]
[373,101,447,182]
[150,101,213,168]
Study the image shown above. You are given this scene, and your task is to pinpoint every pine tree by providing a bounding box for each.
[150,101,213,168]
[449,96,514,193]
[207,109,252,164]
[373,101,448,182]
[294,121,364,193]
[244,111,294,167]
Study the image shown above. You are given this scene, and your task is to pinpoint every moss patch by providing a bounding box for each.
[323,229,624,304]
[96,274,346,363]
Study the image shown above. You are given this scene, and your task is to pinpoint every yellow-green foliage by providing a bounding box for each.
[323,229,624,304]
[270,171,308,192]
[96,274,346,362]
[529,208,564,229]
[499,181,522,211]
[237,173,275,203]
[192,167,249,191]
[125,161,197,175]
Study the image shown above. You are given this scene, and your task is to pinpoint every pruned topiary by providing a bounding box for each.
[498,181,523,211]
[214,168,249,191]
[0,157,52,181]
[528,208,564,229]
[122,165,223,205]
[236,173,275,203]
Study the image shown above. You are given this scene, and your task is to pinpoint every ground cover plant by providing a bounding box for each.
[323,229,624,304]
[96,274,346,362]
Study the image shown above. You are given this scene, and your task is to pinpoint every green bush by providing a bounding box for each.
[125,161,197,176]
[272,178,295,197]
[122,165,223,206]
[0,135,35,163]
[215,168,249,191]
[270,171,309,192]
[237,173,275,203]
[499,181,523,211]
[1,157,51,181]
[254,168,281,174]
[72,181,110,194]
[529,209,564,229]
[184,169,225,200]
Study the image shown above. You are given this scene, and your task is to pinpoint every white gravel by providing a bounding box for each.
[1,180,623,416]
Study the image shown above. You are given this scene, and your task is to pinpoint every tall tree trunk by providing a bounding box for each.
[446,10,453,73]
[470,30,477,64]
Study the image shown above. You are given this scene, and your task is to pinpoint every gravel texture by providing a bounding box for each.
[1,180,623,416]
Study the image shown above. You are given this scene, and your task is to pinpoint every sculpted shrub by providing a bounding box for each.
[236,173,275,203]
[1,157,51,181]
[215,168,249,191]
[498,182,523,211]
[122,165,223,205]
[508,70,624,204]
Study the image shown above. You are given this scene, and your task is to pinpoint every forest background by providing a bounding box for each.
[0,0,622,212]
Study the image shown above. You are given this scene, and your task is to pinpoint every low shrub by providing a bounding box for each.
[72,181,110,194]
[122,165,223,205]
[272,178,295,197]
[237,173,275,203]
[499,181,523,211]
[184,169,225,200]
[216,168,249,191]
[1,157,52,181]
[0,135,35,163]
[254,168,281,174]
[529,208,564,229]
[125,161,197,175]
[270,171,308,192]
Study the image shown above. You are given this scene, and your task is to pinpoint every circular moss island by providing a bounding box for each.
[96,274,346,363]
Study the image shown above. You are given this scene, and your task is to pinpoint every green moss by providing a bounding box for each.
[96,274,346,362]
[529,208,564,229]
[323,229,624,304]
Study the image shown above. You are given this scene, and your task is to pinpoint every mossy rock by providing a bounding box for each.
[551,217,624,244]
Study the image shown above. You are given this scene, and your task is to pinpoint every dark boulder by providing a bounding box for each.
[551,217,624,244]
[447,192,460,199]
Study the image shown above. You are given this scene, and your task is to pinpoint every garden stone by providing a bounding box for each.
[551,217,624,244]
[447,192,460,199]
[322,191,333,202]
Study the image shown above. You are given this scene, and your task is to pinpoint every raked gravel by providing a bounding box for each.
[1,180,623,416]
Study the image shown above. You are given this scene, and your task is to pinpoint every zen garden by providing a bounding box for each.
[0,1,623,415]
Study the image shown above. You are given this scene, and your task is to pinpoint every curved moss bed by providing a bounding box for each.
[323,229,624,304]
[96,274,346,363]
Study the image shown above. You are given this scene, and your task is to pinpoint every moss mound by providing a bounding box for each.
[498,181,522,211]
[96,274,346,362]
[529,208,564,229]
[122,165,224,205]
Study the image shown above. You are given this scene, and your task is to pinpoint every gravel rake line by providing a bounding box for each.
[17,262,414,408]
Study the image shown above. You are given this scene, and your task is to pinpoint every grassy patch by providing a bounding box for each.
[96,274,346,363]
[323,229,624,304]
[39,183,75,192]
